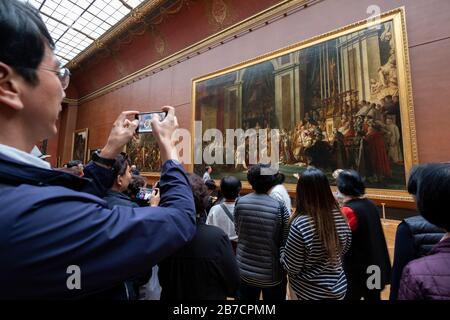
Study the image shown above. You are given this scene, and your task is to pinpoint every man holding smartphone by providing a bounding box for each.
[0,0,195,299]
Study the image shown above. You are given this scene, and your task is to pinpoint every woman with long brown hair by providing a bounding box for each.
[280,167,351,300]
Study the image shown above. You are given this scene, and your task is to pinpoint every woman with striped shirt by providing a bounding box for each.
[281,167,352,300]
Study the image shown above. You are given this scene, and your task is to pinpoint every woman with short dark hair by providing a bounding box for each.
[399,163,450,300]
[389,165,444,300]
[281,167,351,300]
[336,170,391,300]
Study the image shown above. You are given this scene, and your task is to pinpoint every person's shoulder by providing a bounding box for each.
[209,203,222,214]
[198,224,229,242]
[5,184,104,203]
[291,214,311,229]
[0,185,107,224]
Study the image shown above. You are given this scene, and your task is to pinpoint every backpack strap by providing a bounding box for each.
[220,203,234,222]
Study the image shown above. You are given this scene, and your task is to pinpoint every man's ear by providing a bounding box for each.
[0,62,25,111]
[116,174,122,187]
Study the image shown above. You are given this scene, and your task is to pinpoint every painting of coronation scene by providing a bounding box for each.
[194,18,409,190]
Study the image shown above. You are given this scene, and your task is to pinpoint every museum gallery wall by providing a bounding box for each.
[193,9,418,198]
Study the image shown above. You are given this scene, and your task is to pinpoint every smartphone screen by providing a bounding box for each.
[137,187,153,200]
[135,111,167,133]
[154,181,160,195]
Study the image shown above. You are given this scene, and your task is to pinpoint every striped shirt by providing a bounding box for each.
[280,209,351,300]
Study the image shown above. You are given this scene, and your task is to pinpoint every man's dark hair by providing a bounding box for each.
[247,164,277,194]
[205,166,211,172]
[220,176,241,200]
[415,163,450,231]
[336,169,365,197]
[204,179,217,191]
[407,165,427,195]
[275,172,285,185]
[67,160,82,168]
[0,0,55,85]
[112,153,130,177]
[126,175,146,198]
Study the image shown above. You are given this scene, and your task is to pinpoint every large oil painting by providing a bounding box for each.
[193,8,417,196]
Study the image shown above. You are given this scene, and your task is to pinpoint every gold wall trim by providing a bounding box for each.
[76,0,313,104]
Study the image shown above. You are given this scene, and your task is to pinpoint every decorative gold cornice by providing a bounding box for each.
[76,0,311,104]
[66,0,167,70]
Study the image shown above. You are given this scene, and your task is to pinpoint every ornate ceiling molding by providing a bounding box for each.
[66,0,172,70]
[77,0,314,104]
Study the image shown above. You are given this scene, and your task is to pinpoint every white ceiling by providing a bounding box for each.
[24,0,147,66]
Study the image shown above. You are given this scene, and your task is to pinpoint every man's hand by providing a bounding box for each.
[151,106,179,162]
[149,188,160,207]
[100,111,139,159]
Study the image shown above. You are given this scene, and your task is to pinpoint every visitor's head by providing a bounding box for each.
[247,164,278,194]
[205,166,212,174]
[0,0,68,148]
[336,169,365,197]
[204,179,217,192]
[187,173,210,221]
[295,167,342,262]
[112,153,132,192]
[126,174,147,199]
[407,165,428,196]
[296,167,338,213]
[275,172,286,185]
[220,176,241,201]
[414,163,450,231]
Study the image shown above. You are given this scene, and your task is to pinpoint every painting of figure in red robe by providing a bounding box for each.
[193,12,416,191]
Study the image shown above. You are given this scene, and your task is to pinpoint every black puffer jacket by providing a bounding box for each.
[234,193,290,287]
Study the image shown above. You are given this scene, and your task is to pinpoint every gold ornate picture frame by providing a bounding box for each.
[71,128,89,164]
[192,8,418,204]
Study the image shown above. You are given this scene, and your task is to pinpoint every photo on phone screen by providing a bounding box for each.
[154,181,160,195]
[135,112,167,134]
[137,187,153,200]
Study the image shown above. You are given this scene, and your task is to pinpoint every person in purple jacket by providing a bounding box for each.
[399,163,450,300]
[0,0,195,299]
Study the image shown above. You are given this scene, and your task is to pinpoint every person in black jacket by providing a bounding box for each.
[336,169,391,300]
[158,173,240,300]
[389,165,445,300]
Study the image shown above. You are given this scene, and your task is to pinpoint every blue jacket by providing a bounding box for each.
[0,153,196,299]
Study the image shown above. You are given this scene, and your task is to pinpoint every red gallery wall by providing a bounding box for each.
[65,0,450,173]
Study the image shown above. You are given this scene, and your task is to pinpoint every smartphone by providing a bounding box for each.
[154,181,160,196]
[135,111,167,133]
[137,187,153,200]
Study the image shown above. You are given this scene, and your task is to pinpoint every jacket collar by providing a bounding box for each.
[106,190,132,200]
[431,236,450,254]
[0,152,89,191]
[0,144,50,170]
